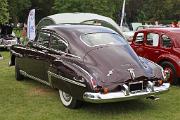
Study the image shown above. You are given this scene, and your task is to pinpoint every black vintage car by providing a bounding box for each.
[0,24,18,49]
[9,25,170,108]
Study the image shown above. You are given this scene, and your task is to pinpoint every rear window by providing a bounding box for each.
[81,33,127,47]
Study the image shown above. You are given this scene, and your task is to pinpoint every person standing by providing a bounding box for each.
[171,21,178,27]
[178,21,180,28]
[21,23,27,44]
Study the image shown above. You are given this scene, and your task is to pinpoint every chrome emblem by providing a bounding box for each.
[107,69,114,77]
[128,68,135,80]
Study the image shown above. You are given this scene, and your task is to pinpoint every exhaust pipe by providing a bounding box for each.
[146,95,160,100]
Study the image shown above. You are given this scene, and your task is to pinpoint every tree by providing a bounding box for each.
[53,0,122,21]
[0,0,9,24]
[30,0,55,22]
[135,0,180,23]
[8,0,31,24]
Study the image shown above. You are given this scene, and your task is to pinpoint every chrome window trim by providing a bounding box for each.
[50,32,69,51]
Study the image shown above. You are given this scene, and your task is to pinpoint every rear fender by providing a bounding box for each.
[49,60,90,100]
[157,54,180,77]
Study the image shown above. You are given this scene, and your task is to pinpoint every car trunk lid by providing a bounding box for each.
[83,45,149,86]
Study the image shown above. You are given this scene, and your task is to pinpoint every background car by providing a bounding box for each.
[0,24,18,49]
[10,25,169,108]
[131,28,180,84]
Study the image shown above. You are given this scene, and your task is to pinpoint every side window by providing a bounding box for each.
[37,19,55,31]
[146,33,159,47]
[43,19,55,26]
[134,33,144,45]
[37,31,50,48]
[162,34,172,48]
[51,35,68,52]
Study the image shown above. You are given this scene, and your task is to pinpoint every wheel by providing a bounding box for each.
[59,90,82,109]
[160,61,178,85]
[15,59,24,81]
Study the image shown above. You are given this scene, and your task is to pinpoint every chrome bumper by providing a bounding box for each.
[83,82,170,103]
[0,39,17,48]
[0,44,12,49]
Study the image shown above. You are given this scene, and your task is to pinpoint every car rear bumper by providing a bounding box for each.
[0,39,17,49]
[83,82,170,103]
[0,44,11,47]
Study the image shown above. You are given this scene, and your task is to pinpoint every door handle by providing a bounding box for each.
[154,51,160,54]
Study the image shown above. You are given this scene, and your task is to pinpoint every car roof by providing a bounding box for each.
[138,27,180,33]
[44,24,117,35]
[42,24,119,57]
[136,27,180,48]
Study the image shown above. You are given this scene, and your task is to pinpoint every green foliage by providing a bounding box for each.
[31,0,55,22]
[0,0,9,24]
[5,0,180,24]
[7,0,31,23]
[53,0,122,20]
[135,0,180,22]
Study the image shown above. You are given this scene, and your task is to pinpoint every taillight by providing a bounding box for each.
[90,79,97,89]
[154,79,164,86]
[102,87,109,94]
[90,79,109,94]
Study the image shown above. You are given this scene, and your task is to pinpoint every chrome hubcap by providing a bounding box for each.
[62,92,72,102]
[164,67,173,84]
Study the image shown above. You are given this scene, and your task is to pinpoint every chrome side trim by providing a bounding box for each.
[48,71,86,88]
[72,63,93,79]
[11,50,23,58]
[20,70,51,86]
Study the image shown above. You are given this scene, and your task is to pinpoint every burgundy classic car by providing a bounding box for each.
[131,28,180,84]
[9,25,170,108]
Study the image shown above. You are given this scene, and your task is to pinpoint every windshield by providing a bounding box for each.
[81,33,127,47]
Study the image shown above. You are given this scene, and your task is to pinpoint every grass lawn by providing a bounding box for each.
[0,51,180,120]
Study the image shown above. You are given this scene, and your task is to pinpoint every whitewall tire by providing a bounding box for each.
[59,90,82,109]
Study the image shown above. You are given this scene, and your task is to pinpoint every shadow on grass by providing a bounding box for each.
[80,99,156,114]
[22,77,160,114]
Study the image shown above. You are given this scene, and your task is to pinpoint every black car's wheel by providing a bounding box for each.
[161,61,178,85]
[15,59,24,81]
[59,90,82,109]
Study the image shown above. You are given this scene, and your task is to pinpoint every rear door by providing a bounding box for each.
[24,30,51,82]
